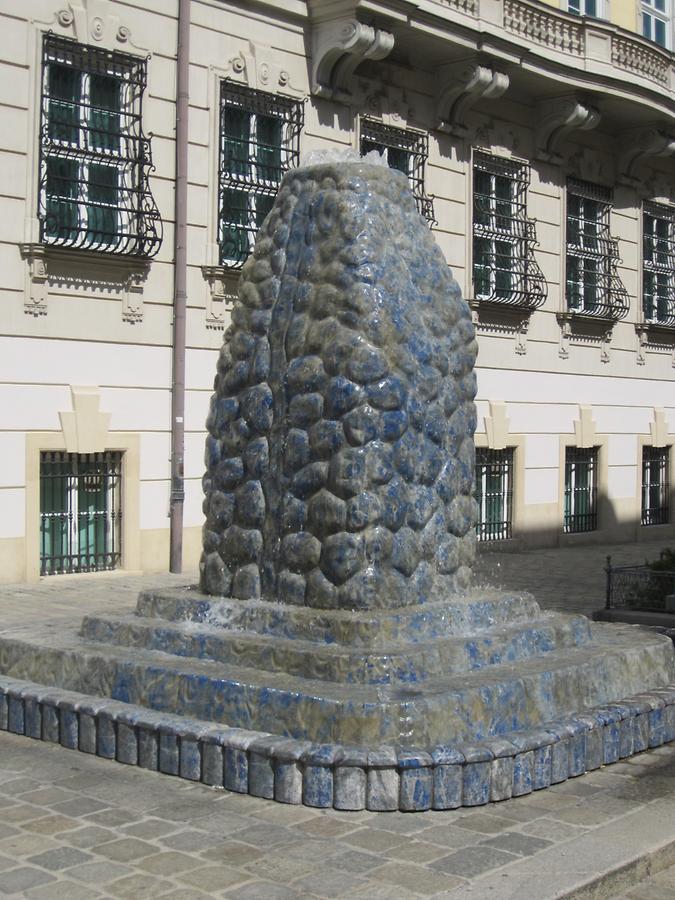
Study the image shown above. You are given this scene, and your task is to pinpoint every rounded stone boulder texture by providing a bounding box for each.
[200,160,478,610]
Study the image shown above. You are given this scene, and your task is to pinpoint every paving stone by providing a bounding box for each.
[295,816,357,838]
[341,827,408,853]
[0,866,56,894]
[49,798,109,818]
[231,823,295,848]
[152,890,212,900]
[294,868,367,897]
[23,814,82,835]
[225,883,306,900]
[160,828,226,851]
[453,812,516,834]
[430,845,519,878]
[66,859,133,884]
[412,823,489,850]
[0,777,43,795]
[0,854,17,872]
[324,849,383,873]
[479,830,553,856]
[61,824,117,848]
[106,873,175,898]
[19,787,77,807]
[25,847,93,872]
[369,860,459,895]
[344,883,430,900]
[84,807,143,828]
[176,863,251,892]
[201,840,266,866]
[519,817,589,842]
[24,880,102,899]
[121,817,181,840]
[135,849,202,875]
[1,804,47,824]
[0,824,18,841]
[92,836,158,862]
[243,850,315,882]
[0,833,62,858]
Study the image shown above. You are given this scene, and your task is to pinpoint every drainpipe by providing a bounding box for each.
[169,0,190,572]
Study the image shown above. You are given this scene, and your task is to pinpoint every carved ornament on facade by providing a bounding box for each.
[618,127,675,184]
[226,42,304,97]
[635,324,675,368]
[504,0,584,55]
[470,301,531,356]
[474,120,521,157]
[557,312,614,363]
[535,97,600,163]
[436,63,509,137]
[19,244,49,317]
[55,1,139,50]
[611,35,670,86]
[358,81,413,125]
[573,405,599,449]
[310,18,394,100]
[202,266,238,330]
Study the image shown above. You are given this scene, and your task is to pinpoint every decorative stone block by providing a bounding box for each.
[303,745,336,808]
[41,699,60,744]
[249,736,277,799]
[576,715,603,771]
[512,749,534,797]
[334,746,368,811]
[179,730,202,781]
[116,721,138,766]
[8,694,24,735]
[59,703,79,750]
[224,730,261,794]
[398,750,433,812]
[431,746,464,810]
[545,723,573,784]
[595,708,621,764]
[273,739,309,805]
[138,726,159,771]
[606,704,635,759]
[366,747,399,811]
[647,697,667,748]
[0,688,7,730]
[159,730,180,775]
[23,694,42,741]
[531,732,554,790]
[486,740,516,801]
[200,729,230,787]
[460,744,493,806]
[566,718,590,777]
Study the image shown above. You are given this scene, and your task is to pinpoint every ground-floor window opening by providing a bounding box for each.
[564,446,598,533]
[40,450,122,575]
[475,447,514,541]
[642,445,670,526]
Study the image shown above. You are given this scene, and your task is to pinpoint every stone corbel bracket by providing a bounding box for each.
[202,265,238,330]
[19,243,48,317]
[535,97,600,163]
[618,127,675,184]
[311,18,394,100]
[436,63,509,137]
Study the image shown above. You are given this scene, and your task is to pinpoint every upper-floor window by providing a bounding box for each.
[642,0,671,48]
[218,82,303,267]
[39,33,161,256]
[472,152,545,310]
[360,118,435,224]
[643,202,675,326]
[565,179,629,320]
[568,0,600,15]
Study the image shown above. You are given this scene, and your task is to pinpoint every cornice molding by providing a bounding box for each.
[310,17,394,100]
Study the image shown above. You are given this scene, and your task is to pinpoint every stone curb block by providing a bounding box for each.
[1,677,675,811]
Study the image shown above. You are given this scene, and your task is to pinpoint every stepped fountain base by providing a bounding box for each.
[1,585,674,811]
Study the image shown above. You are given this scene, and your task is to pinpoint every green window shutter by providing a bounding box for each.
[40,456,69,575]
[255,194,274,228]
[474,170,491,228]
[495,241,513,297]
[387,147,410,177]
[88,164,118,245]
[256,115,282,182]
[473,237,491,297]
[45,157,79,241]
[494,175,512,231]
[223,107,251,177]
[89,74,121,152]
[48,64,80,144]
[221,188,250,262]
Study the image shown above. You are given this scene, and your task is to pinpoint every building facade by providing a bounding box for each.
[1,0,674,583]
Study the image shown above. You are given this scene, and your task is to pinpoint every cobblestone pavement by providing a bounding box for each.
[1,536,675,898]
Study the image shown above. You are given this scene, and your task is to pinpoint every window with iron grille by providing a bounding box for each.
[643,202,675,326]
[475,448,514,542]
[39,33,161,256]
[565,180,629,320]
[219,82,303,267]
[568,0,601,15]
[564,446,598,533]
[642,446,670,526]
[472,152,546,310]
[360,118,435,225]
[40,451,122,575]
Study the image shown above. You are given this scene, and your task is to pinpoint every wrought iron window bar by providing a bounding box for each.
[39,33,162,257]
[360,118,436,226]
[218,82,303,268]
[564,446,598,533]
[475,447,514,542]
[472,151,546,311]
[40,451,122,576]
[642,445,670,526]
[565,179,629,321]
[643,201,675,327]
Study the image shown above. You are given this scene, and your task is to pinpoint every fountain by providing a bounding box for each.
[1,153,674,811]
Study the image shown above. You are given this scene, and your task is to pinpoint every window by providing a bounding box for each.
[40,451,122,575]
[218,83,303,267]
[642,0,670,47]
[565,180,629,319]
[360,118,435,224]
[472,152,546,309]
[39,33,161,256]
[643,202,675,325]
[564,447,598,533]
[568,0,599,15]
[475,448,514,541]
[642,446,670,525]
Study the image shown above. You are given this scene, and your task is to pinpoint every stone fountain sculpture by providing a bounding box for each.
[1,154,674,811]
